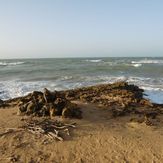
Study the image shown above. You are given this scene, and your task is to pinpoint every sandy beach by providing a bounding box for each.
[0,82,163,163]
[0,102,163,163]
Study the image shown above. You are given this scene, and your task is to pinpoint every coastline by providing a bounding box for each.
[0,82,163,162]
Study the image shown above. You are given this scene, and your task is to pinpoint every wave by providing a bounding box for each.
[0,80,54,100]
[0,61,25,66]
[131,59,163,64]
[85,59,103,63]
[1,76,163,104]
[143,89,163,104]
[131,63,142,67]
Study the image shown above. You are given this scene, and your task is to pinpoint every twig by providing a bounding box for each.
[51,123,76,129]
[64,128,70,136]
[48,131,63,141]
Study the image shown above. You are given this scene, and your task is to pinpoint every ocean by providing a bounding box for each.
[0,57,163,104]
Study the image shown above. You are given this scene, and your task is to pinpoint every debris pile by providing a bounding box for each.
[16,88,82,118]
[0,119,76,141]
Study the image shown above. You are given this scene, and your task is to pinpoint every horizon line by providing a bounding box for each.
[0,56,163,60]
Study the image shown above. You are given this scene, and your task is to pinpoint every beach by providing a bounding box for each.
[0,82,163,162]
[1,0,163,162]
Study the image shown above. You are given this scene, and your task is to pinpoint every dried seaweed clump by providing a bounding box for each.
[17,88,82,118]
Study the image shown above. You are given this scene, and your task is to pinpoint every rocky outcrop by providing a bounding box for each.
[62,81,163,124]
[64,81,147,107]
[0,99,3,106]
[1,81,163,124]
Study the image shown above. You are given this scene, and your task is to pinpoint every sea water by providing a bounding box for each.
[0,57,163,104]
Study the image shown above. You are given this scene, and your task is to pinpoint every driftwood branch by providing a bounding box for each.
[24,119,76,141]
[0,120,76,141]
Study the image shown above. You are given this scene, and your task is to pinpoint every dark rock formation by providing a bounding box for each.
[1,81,163,124]
[62,81,163,124]
[64,81,146,107]
[0,99,3,107]
[0,99,3,104]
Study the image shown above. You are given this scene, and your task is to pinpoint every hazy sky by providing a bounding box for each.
[0,0,163,58]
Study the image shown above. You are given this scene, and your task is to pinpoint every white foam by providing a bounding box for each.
[131,59,163,64]
[132,63,142,67]
[1,76,163,104]
[144,90,163,104]
[0,62,25,66]
[0,61,25,66]
[85,59,103,63]
[0,80,49,100]
[0,79,77,100]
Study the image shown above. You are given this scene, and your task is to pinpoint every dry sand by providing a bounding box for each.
[0,101,163,163]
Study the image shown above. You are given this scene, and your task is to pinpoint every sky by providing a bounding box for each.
[0,0,163,59]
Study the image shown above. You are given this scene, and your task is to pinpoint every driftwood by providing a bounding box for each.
[51,122,76,129]
[23,119,76,141]
[0,119,76,141]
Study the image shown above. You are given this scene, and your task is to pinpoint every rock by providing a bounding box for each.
[49,106,58,117]
[62,107,72,118]
[144,111,158,119]
[65,91,75,99]
[62,81,146,109]
[139,99,153,107]
[32,91,43,97]
[15,88,82,118]
[54,98,67,111]
[40,105,50,116]
[43,88,55,103]
[26,101,36,115]
[0,99,3,104]
[0,99,4,107]
[62,103,82,118]
[4,81,163,121]
[62,107,82,119]
[48,103,61,117]
[17,105,27,115]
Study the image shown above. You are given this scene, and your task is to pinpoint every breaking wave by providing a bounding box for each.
[0,61,25,66]
[131,59,163,64]
[1,76,163,104]
[131,63,142,67]
[85,59,103,63]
